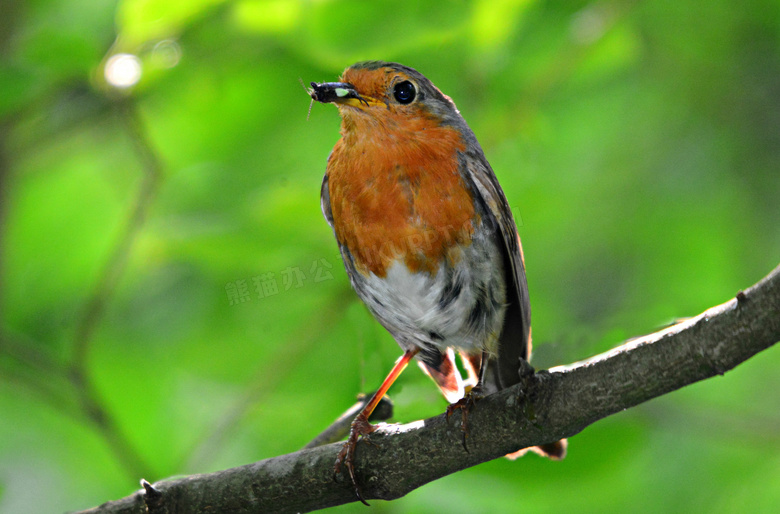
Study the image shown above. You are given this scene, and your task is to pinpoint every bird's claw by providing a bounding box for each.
[446,388,484,452]
[334,416,375,506]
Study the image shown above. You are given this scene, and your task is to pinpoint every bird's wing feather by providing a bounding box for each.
[321,172,334,229]
[462,149,532,390]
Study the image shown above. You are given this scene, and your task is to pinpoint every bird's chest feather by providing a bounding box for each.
[327,116,477,278]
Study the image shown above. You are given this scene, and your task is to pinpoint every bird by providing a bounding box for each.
[311,61,565,504]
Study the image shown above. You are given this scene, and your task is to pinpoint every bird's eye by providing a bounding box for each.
[393,81,416,104]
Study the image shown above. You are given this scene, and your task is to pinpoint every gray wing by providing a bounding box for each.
[321,172,334,229]
[460,148,532,390]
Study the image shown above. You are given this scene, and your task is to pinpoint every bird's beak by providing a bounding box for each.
[309,82,381,109]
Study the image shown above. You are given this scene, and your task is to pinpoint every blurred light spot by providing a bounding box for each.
[152,40,182,69]
[105,53,142,88]
[571,5,607,45]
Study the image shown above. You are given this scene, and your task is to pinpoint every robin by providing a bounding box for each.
[311,61,566,504]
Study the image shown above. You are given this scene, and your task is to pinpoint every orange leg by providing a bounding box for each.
[335,348,419,505]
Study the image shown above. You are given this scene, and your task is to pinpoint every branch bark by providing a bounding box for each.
[80,264,780,513]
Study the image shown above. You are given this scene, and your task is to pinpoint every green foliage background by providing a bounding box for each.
[1,0,779,512]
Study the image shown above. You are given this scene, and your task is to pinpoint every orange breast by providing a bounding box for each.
[327,110,475,277]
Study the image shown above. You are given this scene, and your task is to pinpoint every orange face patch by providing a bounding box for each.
[326,100,474,278]
[339,66,401,105]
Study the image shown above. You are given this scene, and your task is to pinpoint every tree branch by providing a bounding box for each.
[79,264,780,513]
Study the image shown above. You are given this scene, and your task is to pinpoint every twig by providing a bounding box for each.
[181,289,353,471]
[71,99,162,368]
[304,393,394,449]
[68,98,164,480]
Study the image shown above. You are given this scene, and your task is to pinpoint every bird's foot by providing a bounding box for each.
[446,387,484,451]
[334,415,376,506]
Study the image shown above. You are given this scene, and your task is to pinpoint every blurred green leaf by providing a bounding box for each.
[117,0,228,49]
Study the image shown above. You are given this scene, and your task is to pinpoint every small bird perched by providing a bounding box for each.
[311,61,565,503]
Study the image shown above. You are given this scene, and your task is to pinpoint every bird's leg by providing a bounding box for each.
[446,350,490,451]
[334,348,418,506]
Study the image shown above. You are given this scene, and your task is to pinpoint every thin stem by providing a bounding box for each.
[68,98,164,480]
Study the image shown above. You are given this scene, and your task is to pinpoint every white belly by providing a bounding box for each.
[352,230,507,355]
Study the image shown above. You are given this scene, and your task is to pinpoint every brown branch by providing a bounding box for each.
[78,264,780,513]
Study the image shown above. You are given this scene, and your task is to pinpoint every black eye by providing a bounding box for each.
[393,81,416,104]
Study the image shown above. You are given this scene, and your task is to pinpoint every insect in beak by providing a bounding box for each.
[309,81,370,107]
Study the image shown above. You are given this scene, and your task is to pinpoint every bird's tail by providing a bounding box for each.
[506,439,568,460]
